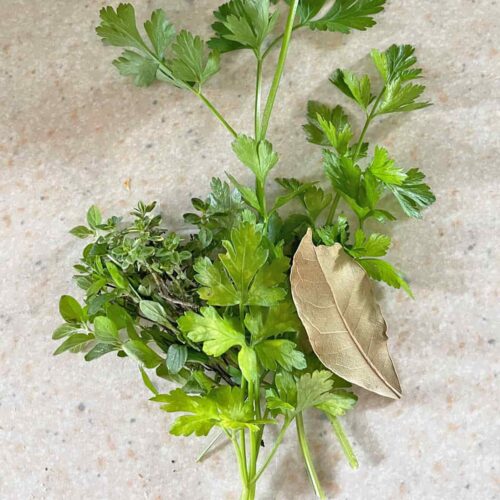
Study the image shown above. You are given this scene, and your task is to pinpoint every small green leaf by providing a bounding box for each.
[194,257,239,306]
[86,205,102,229]
[144,9,175,58]
[245,300,301,342]
[209,0,279,53]
[53,334,94,356]
[308,0,386,34]
[139,300,172,328]
[170,30,220,86]
[59,295,84,323]
[96,3,144,50]
[122,340,163,368]
[296,371,334,412]
[349,229,391,258]
[220,219,269,293]
[52,323,79,340]
[113,50,159,87]
[106,261,129,289]
[376,80,430,115]
[330,69,372,109]
[316,390,358,417]
[84,343,117,361]
[179,307,245,356]
[358,258,413,297]
[232,135,278,185]
[69,225,94,239]
[368,146,406,185]
[167,344,188,375]
[255,339,306,371]
[371,44,422,84]
[226,173,261,212]
[303,101,350,147]
[386,168,436,218]
[93,316,120,344]
[140,366,159,395]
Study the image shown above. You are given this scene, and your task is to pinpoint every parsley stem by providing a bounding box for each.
[254,56,263,138]
[259,0,299,140]
[328,416,359,469]
[325,192,340,225]
[353,88,385,161]
[230,431,250,493]
[251,418,292,484]
[196,431,224,462]
[196,91,238,138]
[296,412,326,500]
[153,54,238,138]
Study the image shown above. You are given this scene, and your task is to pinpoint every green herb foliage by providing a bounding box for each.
[53,2,435,499]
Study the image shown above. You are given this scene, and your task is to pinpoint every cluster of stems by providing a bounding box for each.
[182,3,329,498]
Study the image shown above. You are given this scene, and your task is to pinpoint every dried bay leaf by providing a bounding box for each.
[290,229,402,399]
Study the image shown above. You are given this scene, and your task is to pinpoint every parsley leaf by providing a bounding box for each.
[315,215,350,246]
[368,146,406,185]
[232,135,279,185]
[170,30,220,87]
[178,307,245,356]
[330,69,373,109]
[308,0,386,34]
[255,339,306,371]
[144,9,176,57]
[209,0,279,53]
[376,80,430,114]
[303,186,333,222]
[247,255,289,306]
[113,50,159,86]
[295,0,328,23]
[371,45,431,115]
[316,390,357,417]
[244,300,302,342]
[349,229,391,258]
[386,168,435,218]
[358,258,413,297]
[96,4,146,50]
[296,370,335,411]
[97,4,219,89]
[194,257,239,306]
[153,386,266,436]
[371,44,422,84]
[303,100,350,148]
[220,218,269,291]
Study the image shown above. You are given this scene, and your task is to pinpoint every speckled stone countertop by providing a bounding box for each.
[1,0,499,499]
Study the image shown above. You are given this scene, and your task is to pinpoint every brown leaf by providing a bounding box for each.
[290,229,402,399]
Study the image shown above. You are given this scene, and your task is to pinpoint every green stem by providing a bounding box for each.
[259,0,300,140]
[296,413,326,500]
[248,379,263,486]
[230,432,252,500]
[251,418,292,484]
[242,483,256,500]
[325,193,340,225]
[328,416,359,470]
[239,378,248,478]
[254,56,263,138]
[353,88,385,161]
[196,431,224,462]
[196,91,238,138]
[152,54,237,139]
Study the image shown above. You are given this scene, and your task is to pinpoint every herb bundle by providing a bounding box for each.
[53,1,435,498]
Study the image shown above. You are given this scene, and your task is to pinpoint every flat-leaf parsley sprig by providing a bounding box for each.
[53,2,435,499]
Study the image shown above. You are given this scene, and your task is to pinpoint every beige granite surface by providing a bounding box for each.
[1,0,499,499]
